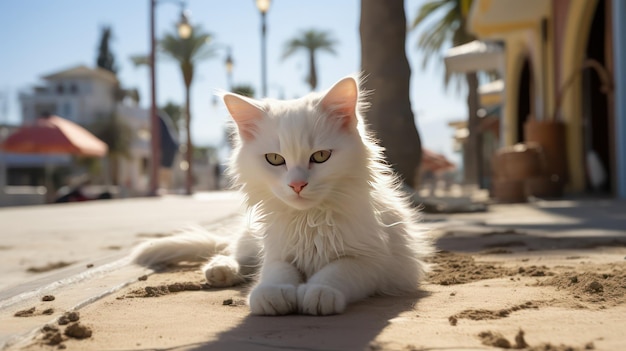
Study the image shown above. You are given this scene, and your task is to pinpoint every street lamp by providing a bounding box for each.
[149,0,192,196]
[177,9,192,39]
[225,47,234,91]
[255,0,271,97]
[210,46,235,107]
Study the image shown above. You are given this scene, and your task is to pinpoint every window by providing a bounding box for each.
[62,102,72,120]
[56,84,64,95]
[141,157,149,175]
[36,104,57,117]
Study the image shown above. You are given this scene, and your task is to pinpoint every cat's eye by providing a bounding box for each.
[310,150,332,164]
[265,153,286,166]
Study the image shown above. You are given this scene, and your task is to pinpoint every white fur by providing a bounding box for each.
[132,75,431,315]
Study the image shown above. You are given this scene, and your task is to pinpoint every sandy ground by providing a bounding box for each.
[8,218,626,351]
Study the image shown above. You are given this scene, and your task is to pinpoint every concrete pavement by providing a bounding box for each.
[1,194,625,350]
[0,191,244,348]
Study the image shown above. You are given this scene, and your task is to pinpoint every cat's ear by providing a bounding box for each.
[319,76,359,131]
[223,93,265,141]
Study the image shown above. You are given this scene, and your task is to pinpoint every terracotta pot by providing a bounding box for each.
[525,176,564,198]
[493,143,543,181]
[524,119,568,183]
[493,178,526,203]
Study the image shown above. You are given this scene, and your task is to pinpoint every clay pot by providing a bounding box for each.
[492,178,526,203]
[524,119,568,182]
[525,176,564,198]
[493,143,544,181]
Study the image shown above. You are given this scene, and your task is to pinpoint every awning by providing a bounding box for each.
[478,79,504,106]
[468,0,549,38]
[1,115,108,157]
[444,40,504,74]
[422,148,456,173]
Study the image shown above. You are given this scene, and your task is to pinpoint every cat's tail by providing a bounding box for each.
[131,226,231,267]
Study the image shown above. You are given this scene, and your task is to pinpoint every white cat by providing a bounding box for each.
[132,75,431,315]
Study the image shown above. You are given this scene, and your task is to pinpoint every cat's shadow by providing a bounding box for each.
[185,290,428,351]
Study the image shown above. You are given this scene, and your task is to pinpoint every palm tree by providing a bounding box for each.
[94,26,132,187]
[282,29,337,91]
[231,84,255,98]
[161,101,183,132]
[411,0,481,186]
[90,113,133,185]
[360,0,422,188]
[160,24,216,195]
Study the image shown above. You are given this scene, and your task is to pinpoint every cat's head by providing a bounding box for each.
[223,76,372,211]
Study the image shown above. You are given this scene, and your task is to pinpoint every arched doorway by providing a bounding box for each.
[582,0,612,193]
[516,59,532,143]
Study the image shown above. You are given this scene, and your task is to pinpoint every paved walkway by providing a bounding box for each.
[0,191,244,348]
[0,193,624,350]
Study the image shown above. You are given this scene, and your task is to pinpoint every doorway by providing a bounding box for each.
[582,0,612,193]
[516,59,532,143]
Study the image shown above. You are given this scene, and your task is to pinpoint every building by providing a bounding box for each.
[19,65,118,125]
[1,65,153,202]
[452,0,626,199]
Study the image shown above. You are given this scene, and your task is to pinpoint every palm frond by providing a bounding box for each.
[412,0,452,29]
[129,55,150,67]
[159,24,216,64]
[281,29,338,60]
[282,38,305,60]
[417,6,459,68]
[411,0,476,88]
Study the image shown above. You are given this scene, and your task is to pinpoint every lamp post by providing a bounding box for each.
[149,0,191,196]
[225,47,234,91]
[255,0,271,97]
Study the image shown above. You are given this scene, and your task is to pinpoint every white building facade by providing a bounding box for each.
[9,65,152,198]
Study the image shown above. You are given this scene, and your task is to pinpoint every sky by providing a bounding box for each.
[0,0,467,164]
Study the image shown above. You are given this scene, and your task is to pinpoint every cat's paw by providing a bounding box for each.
[296,284,346,315]
[248,284,297,315]
[202,255,243,288]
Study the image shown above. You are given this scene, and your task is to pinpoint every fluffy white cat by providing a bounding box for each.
[132,75,431,315]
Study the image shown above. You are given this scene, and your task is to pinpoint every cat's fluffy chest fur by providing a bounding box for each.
[262,202,390,280]
[268,208,348,279]
[132,75,431,316]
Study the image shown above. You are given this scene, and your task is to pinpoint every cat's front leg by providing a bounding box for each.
[202,255,245,287]
[298,258,379,315]
[297,283,346,315]
[203,228,262,288]
[249,261,302,315]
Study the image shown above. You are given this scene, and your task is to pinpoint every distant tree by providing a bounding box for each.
[411,0,481,185]
[160,24,216,195]
[93,25,136,188]
[96,26,117,74]
[231,84,255,98]
[360,0,422,187]
[282,29,337,91]
[90,113,133,185]
[123,88,140,104]
[161,101,183,132]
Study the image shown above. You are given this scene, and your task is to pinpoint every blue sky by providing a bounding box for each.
[0,0,466,163]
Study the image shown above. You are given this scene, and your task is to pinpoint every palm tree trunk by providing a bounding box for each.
[360,0,422,188]
[184,85,193,195]
[464,72,481,186]
[309,50,317,91]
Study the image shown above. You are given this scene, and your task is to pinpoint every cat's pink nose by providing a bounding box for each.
[289,180,308,194]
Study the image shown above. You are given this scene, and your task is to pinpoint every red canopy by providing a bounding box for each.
[1,115,108,157]
[422,148,456,173]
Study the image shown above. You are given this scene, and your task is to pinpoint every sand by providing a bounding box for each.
[10,225,626,351]
[25,262,75,274]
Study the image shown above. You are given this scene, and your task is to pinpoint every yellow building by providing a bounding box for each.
[464,0,626,198]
